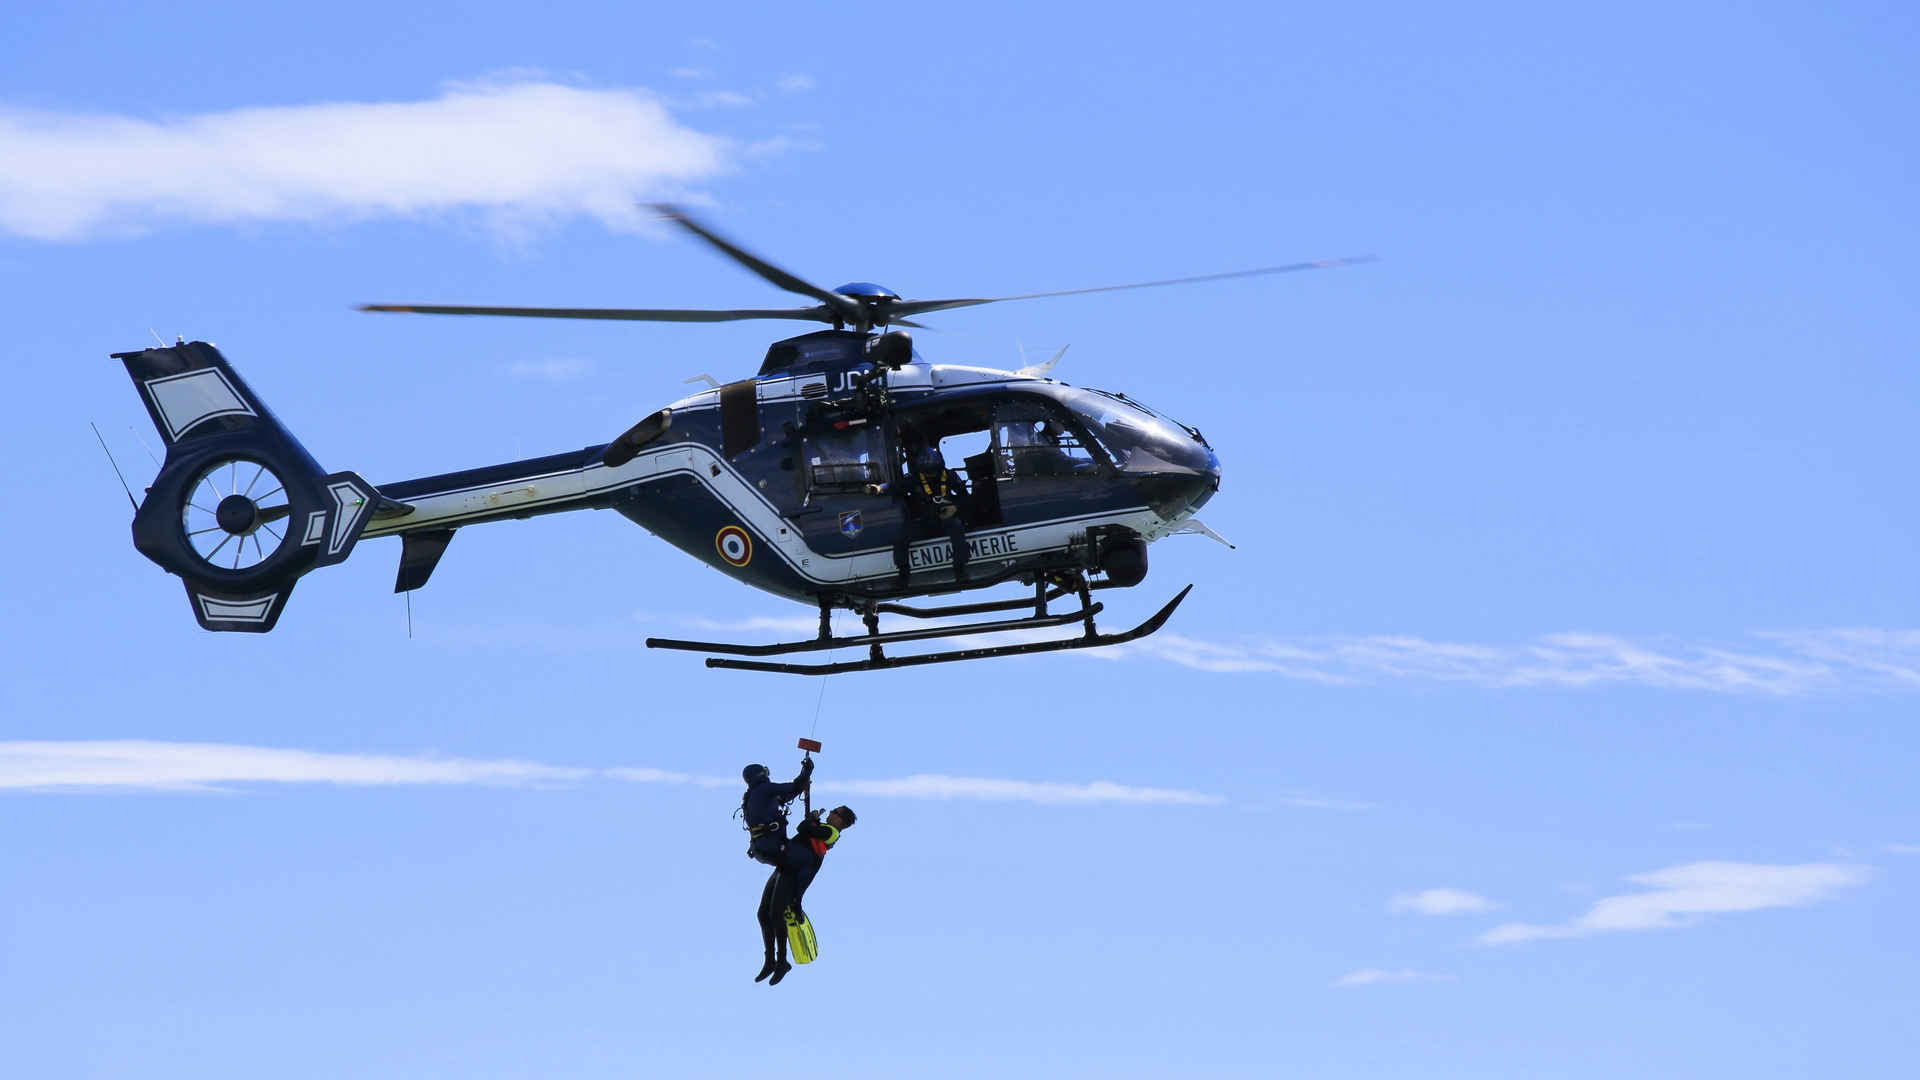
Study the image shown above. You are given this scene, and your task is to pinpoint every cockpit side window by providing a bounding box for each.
[991,400,1101,480]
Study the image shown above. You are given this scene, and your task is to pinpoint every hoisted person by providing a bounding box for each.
[755,804,857,984]
[738,756,813,868]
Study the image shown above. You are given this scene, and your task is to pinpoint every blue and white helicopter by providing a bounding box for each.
[112,207,1366,673]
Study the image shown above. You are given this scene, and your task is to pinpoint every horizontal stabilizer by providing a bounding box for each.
[311,471,379,568]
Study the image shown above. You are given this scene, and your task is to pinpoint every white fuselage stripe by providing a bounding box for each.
[362,441,1174,585]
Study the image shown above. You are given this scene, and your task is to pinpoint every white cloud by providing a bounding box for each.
[0,740,586,792]
[775,74,816,93]
[1886,843,1920,855]
[691,90,756,110]
[1390,888,1496,915]
[685,614,832,635]
[1479,861,1871,945]
[1102,626,1920,695]
[1335,969,1454,987]
[0,81,731,240]
[524,606,1920,696]
[0,741,1228,807]
[815,774,1224,806]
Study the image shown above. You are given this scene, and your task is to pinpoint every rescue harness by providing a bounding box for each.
[915,467,949,505]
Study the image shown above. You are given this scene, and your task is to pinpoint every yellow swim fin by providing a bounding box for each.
[784,907,818,965]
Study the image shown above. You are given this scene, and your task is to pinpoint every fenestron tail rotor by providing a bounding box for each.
[358,203,1373,336]
[181,457,292,574]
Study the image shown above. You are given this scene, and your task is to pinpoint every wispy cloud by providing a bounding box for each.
[511,607,1920,696]
[775,74,816,94]
[1757,630,1920,687]
[1335,969,1455,987]
[815,775,1223,806]
[685,614,826,635]
[0,81,730,240]
[0,741,1228,807]
[1886,843,1920,856]
[0,740,586,792]
[1390,888,1497,916]
[1108,627,1920,695]
[689,90,756,110]
[1479,861,1872,945]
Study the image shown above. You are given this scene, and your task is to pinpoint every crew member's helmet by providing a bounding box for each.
[743,763,770,785]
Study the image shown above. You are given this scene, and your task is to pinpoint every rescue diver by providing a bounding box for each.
[755,805,857,985]
[739,757,813,869]
[867,428,971,587]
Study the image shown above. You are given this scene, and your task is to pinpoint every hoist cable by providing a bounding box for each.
[809,647,834,738]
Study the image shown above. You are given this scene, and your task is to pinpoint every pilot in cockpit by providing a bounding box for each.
[1007,417,1088,478]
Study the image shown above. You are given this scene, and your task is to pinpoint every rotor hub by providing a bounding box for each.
[215,494,260,535]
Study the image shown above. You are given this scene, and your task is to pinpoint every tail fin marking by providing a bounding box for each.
[141,367,258,443]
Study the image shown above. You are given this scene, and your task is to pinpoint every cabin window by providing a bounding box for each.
[803,425,884,495]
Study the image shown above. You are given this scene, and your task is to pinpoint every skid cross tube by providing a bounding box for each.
[705,586,1192,675]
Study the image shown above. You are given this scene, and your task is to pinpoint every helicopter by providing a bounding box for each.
[110,206,1368,673]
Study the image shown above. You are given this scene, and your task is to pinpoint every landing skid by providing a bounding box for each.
[645,575,1192,675]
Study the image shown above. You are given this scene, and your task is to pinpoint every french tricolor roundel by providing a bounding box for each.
[715,525,753,567]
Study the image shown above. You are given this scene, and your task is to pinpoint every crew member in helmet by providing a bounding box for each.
[755,804,857,984]
[739,757,813,868]
[867,427,971,588]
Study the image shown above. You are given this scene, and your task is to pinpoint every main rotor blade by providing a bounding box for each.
[883,256,1379,319]
[647,203,863,325]
[359,303,837,324]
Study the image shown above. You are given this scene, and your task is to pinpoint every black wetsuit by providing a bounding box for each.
[755,819,839,963]
[743,761,811,867]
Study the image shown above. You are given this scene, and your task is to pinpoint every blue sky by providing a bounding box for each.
[4,3,1918,1076]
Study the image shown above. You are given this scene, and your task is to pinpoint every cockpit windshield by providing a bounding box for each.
[1050,386,1211,474]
